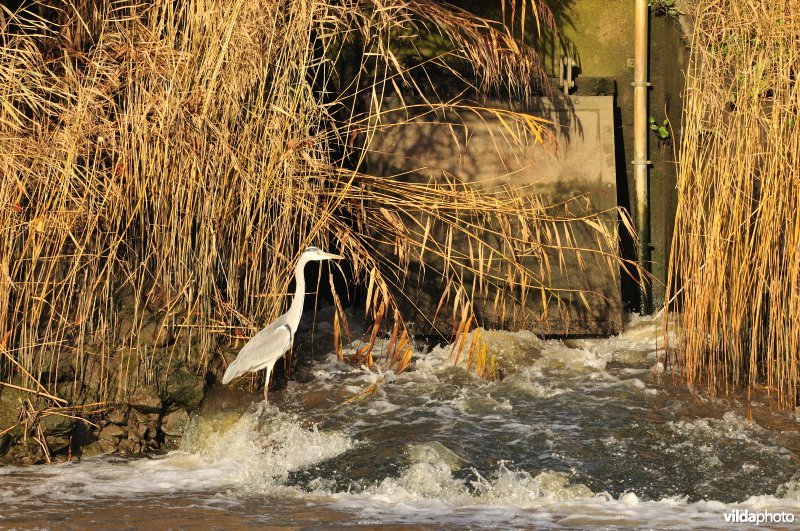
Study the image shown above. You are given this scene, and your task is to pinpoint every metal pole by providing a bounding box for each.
[633,0,652,314]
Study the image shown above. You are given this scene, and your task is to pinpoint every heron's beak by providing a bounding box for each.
[321,251,343,260]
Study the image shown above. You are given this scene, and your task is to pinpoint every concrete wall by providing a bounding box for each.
[363,2,689,334]
[367,96,623,336]
[547,2,688,308]
[648,15,688,307]
[454,0,689,309]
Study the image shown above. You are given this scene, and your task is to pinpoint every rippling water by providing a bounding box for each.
[2,315,800,529]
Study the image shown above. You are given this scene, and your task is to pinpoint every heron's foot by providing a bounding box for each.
[254,398,277,419]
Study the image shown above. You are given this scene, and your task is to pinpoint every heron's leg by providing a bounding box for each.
[263,366,272,403]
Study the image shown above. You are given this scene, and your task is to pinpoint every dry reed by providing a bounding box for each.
[0,0,630,412]
[667,1,800,410]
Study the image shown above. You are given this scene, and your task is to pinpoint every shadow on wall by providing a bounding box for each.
[363,93,624,336]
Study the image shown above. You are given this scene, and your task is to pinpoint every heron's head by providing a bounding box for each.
[302,246,342,261]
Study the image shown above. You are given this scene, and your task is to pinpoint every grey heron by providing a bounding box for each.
[222,246,342,401]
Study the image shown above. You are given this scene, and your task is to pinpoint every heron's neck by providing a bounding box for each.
[287,256,308,329]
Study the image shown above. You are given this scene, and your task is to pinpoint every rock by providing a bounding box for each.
[0,433,11,455]
[108,406,130,425]
[45,435,71,453]
[166,365,205,410]
[0,386,26,438]
[40,413,75,436]
[116,290,145,341]
[16,454,36,465]
[71,420,95,449]
[130,385,162,413]
[130,421,148,440]
[40,354,75,383]
[118,438,142,455]
[13,440,44,464]
[407,441,465,471]
[117,294,173,348]
[161,409,189,437]
[82,439,116,458]
[56,381,78,402]
[139,317,173,348]
[128,409,159,443]
[98,423,127,441]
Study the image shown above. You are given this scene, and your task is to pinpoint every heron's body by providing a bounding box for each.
[222,246,341,401]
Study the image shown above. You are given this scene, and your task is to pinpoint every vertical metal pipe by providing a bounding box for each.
[633,0,652,314]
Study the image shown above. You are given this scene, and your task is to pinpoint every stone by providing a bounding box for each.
[165,365,205,410]
[56,381,78,402]
[98,423,127,441]
[292,363,316,384]
[108,406,130,425]
[116,291,147,341]
[139,317,173,348]
[81,439,116,458]
[0,386,24,422]
[39,354,75,383]
[16,454,36,465]
[0,386,26,438]
[13,439,44,464]
[40,413,75,436]
[117,294,173,348]
[130,421,148,440]
[0,433,11,455]
[118,438,142,455]
[161,409,189,437]
[45,435,71,453]
[70,420,95,449]
[129,385,162,413]
[128,409,159,444]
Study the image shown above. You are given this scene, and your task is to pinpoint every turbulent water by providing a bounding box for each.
[2,314,800,529]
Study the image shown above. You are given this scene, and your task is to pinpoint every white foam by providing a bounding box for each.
[668,411,767,443]
[0,405,353,505]
[350,449,594,508]
[504,367,567,398]
[777,473,800,500]
[328,450,800,528]
[534,341,610,374]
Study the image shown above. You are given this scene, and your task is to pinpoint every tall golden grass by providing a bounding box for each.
[0,0,629,410]
[667,1,800,410]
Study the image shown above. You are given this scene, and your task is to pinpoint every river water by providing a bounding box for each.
[1,314,800,529]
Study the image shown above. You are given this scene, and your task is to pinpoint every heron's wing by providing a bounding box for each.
[222,320,292,384]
